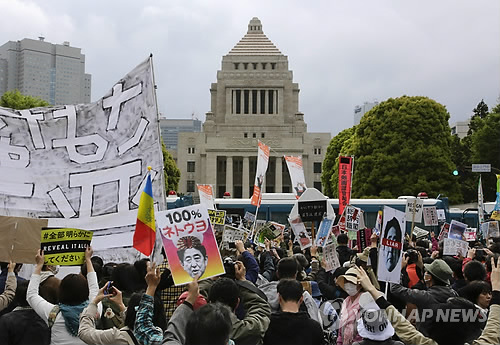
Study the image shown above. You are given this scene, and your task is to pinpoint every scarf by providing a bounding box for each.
[59,301,89,337]
[339,292,361,345]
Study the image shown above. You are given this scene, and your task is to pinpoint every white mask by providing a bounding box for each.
[344,282,359,296]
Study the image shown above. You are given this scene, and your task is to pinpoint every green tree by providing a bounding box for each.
[321,126,355,197]
[0,90,49,109]
[322,96,462,203]
[470,106,500,201]
[162,139,180,193]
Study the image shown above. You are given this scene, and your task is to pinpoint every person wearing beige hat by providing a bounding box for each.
[336,267,364,345]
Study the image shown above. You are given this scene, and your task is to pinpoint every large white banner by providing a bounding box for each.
[250,140,270,207]
[284,156,306,199]
[377,206,405,284]
[0,57,165,262]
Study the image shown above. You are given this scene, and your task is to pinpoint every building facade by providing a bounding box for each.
[160,118,202,152]
[0,37,91,105]
[177,17,331,198]
[450,119,471,139]
[354,101,378,125]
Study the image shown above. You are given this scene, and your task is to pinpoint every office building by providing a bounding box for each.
[354,101,378,125]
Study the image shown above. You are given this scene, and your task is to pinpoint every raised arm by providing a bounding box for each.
[27,250,54,322]
[0,261,17,311]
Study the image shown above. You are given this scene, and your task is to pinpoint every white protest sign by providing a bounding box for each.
[323,242,341,273]
[288,215,312,250]
[345,205,362,231]
[449,220,467,240]
[0,58,166,263]
[244,211,256,223]
[413,226,429,239]
[197,184,215,210]
[443,238,469,256]
[222,225,250,245]
[423,206,439,226]
[437,209,446,222]
[405,197,423,223]
[377,206,405,284]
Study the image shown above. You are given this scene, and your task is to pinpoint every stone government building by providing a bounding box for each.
[177,17,331,198]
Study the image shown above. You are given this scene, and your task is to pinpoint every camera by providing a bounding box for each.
[223,257,236,280]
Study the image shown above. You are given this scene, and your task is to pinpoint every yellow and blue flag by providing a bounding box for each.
[133,168,155,256]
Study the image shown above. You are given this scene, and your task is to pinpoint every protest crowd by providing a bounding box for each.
[2,221,500,345]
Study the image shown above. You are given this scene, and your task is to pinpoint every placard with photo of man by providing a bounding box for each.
[377,206,405,284]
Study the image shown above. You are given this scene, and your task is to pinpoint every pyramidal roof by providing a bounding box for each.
[227,17,282,56]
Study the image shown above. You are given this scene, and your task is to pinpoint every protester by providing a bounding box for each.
[27,247,99,345]
[78,262,166,345]
[0,262,24,294]
[336,267,364,344]
[263,279,324,345]
[356,257,500,345]
[0,261,16,312]
[337,234,355,266]
[0,280,51,345]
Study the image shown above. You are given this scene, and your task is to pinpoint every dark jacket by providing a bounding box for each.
[337,245,354,266]
[0,306,50,345]
[263,311,324,345]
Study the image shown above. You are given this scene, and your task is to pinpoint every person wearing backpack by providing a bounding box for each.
[27,247,99,345]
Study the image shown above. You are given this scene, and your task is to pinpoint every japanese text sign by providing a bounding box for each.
[157,204,225,285]
[208,209,226,226]
[405,197,423,223]
[423,206,439,226]
[298,200,327,222]
[41,228,93,266]
[443,238,469,256]
[338,156,353,216]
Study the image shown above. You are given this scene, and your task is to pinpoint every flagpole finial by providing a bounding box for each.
[147,166,152,171]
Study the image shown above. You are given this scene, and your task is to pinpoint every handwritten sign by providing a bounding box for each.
[323,242,341,273]
[41,228,93,266]
[222,225,250,247]
[443,238,469,256]
[413,226,429,239]
[208,209,226,226]
[423,206,439,226]
[345,206,362,231]
[405,197,423,223]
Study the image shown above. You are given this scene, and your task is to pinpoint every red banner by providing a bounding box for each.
[338,156,353,216]
[382,238,402,250]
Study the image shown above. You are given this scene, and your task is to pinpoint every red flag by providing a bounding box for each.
[338,156,353,216]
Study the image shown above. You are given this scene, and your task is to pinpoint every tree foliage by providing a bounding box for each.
[162,139,180,193]
[0,90,49,109]
[323,96,462,203]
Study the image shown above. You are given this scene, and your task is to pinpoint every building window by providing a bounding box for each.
[244,133,248,138]
[187,180,195,193]
[268,90,274,114]
[243,90,249,114]
[187,161,195,172]
[188,147,195,154]
[235,90,241,114]
[260,90,266,114]
[252,90,258,114]
[314,147,322,155]
[262,63,267,70]
[234,63,239,70]
[253,133,256,138]
[261,133,265,138]
[314,162,322,174]
[243,63,248,70]
[313,181,322,191]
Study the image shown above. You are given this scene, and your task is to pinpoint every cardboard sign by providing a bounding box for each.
[323,242,341,273]
[157,205,225,286]
[208,209,226,226]
[222,225,250,247]
[41,228,93,266]
[377,206,405,284]
[443,238,469,256]
[289,215,312,250]
[413,226,429,239]
[438,223,450,241]
[423,206,439,226]
[298,200,327,222]
[449,220,467,240]
[405,197,423,223]
[0,215,48,264]
[315,217,334,247]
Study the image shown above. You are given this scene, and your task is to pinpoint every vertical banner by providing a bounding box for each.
[377,206,405,284]
[250,141,270,207]
[492,175,500,221]
[338,156,353,216]
[284,156,307,199]
[197,184,215,210]
[157,204,225,285]
[478,176,485,225]
[357,228,372,252]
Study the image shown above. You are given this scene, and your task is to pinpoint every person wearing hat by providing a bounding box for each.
[390,259,458,331]
[353,293,404,345]
[350,247,380,290]
[336,267,364,345]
